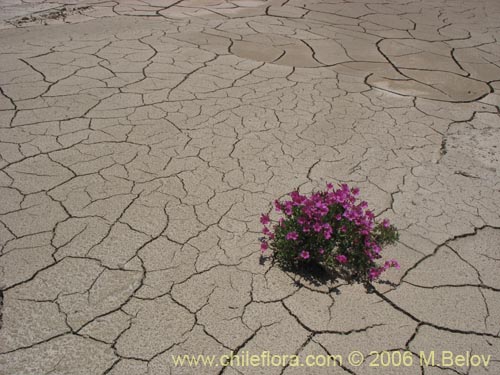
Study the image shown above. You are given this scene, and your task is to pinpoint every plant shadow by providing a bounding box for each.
[261,255,351,293]
[259,255,400,294]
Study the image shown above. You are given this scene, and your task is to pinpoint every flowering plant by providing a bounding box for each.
[259,183,399,281]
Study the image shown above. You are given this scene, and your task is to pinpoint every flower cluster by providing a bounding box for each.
[259,183,399,281]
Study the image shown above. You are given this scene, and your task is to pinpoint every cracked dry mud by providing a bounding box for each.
[0,0,499,374]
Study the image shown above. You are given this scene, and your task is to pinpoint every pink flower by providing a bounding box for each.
[286,231,299,240]
[368,267,383,280]
[290,191,306,206]
[260,241,268,252]
[319,248,325,254]
[323,223,333,239]
[351,187,360,196]
[384,259,400,270]
[260,214,270,225]
[336,254,348,264]
[313,222,323,232]
[300,250,310,260]
[274,200,281,212]
[317,203,329,216]
[326,182,334,190]
[382,219,390,228]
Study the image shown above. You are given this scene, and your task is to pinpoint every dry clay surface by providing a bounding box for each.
[0,0,500,374]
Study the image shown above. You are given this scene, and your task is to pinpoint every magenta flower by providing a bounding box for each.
[286,231,298,241]
[260,241,268,252]
[323,223,333,239]
[382,219,390,228]
[260,214,270,225]
[290,191,306,206]
[274,200,281,212]
[384,259,400,270]
[319,248,325,254]
[368,267,383,280]
[315,201,326,209]
[313,222,323,232]
[300,250,310,260]
[336,254,348,264]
